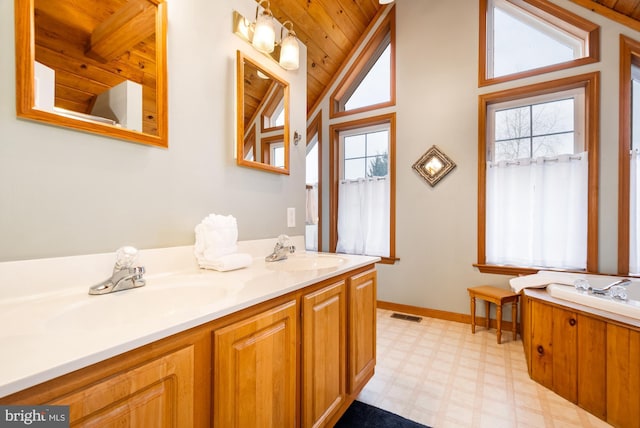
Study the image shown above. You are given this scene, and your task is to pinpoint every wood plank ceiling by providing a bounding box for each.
[571,0,640,31]
[268,0,384,112]
[584,0,640,20]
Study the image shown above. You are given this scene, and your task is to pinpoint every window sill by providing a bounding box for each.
[377,257,399,265]
[473,263,590,276]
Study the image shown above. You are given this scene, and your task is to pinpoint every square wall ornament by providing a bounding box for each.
[412,145,456,187]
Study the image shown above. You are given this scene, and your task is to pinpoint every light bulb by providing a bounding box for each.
[279,33,299,70]
[252,12,275,53]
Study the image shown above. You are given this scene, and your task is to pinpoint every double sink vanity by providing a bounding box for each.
[0,238,379,427]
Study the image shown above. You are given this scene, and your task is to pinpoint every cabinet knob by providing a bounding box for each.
[569,318,576,326]
[537,345,544,355]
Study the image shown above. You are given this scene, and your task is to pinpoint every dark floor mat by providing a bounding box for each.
[334,401,431,428]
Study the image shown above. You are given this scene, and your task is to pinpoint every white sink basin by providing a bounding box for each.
[265,253,346,272]
[2,272,242,332]
[51,285,232,329]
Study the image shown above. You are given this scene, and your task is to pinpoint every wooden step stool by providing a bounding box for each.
[467,285,519,344]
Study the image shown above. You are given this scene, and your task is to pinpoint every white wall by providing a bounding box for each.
[312,0,640,316]
[0,0,307,262]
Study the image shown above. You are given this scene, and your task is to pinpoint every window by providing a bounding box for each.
[477,73,599,275]
[479,0,599,86]
[490,91,584,162]
[261,85,285,131]
[342,126,389,180]
[330,114,396,260]
[261,136,285,168]
[618,35,640,275]
[330,8,395,118]
[342,43,391,112]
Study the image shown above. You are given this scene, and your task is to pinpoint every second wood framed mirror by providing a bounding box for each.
[236,50,290,174]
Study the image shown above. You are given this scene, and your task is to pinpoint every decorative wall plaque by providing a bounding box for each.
[412,145,456,187]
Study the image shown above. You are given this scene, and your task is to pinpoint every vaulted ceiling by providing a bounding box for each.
[572,0,640,22]
[268,0,640,113]
[268,0,384,112]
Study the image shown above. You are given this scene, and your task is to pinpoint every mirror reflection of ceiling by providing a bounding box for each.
[34,0,158,134]
[242,61,280,131]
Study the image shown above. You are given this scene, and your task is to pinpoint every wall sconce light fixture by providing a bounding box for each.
[233,1,300,71]
[252,1,275,53]
[279,21,299,70]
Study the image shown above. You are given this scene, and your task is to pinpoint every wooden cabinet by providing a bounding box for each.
[50,346,195,427]
[0,264,377,428]
[523,290,634,425]
[530,301,583,402]
[0,325,211,427]
[300,269,377,428]
[302,281,346,428]
[606,324,640,428]
[530,300,554,390]
[551,306,577,402]
[213,300,298,428]
[577,314,606,420]
[348,269,377,395]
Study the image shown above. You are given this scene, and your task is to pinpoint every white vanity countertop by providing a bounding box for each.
[0,237,379,398]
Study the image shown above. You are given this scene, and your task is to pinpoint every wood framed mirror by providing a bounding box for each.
[15,0,168,148]
[236,50,289,174]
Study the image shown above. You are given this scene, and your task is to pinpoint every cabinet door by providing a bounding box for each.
[530,300,554,389]
[552,307,577,403]
[348,269,377,394]
[302,280,346,428]
[577,314,606,420]
[50,345,194,427]
[213,300,297,428]
[607,324,640,428]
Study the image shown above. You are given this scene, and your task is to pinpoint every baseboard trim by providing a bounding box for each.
[377,300,518,331]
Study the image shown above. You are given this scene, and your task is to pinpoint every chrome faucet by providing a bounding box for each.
[89,246,146,295]
[589,278,631,295]
[265,235,296,262]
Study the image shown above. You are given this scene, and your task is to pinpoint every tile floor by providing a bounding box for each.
[357,308,612,428]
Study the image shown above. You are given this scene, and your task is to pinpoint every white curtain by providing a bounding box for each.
[486,153,588,269]
[305,185,318,251]
[336,177,390,257]
[630,149,640,274]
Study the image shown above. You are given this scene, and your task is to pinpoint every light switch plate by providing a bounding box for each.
[287,207,295,228]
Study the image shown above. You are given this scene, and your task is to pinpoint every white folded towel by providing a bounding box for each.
[509,271,581,293]
[198,253,253,272]
[194,214,238,261]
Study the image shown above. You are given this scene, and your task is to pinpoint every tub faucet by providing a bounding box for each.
[89,246,146,295]
[265,235,296,262]
[589,278,631,295]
